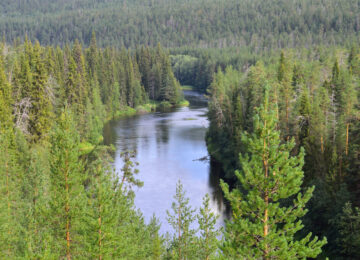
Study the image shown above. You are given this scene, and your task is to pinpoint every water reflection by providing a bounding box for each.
[103,91,226,234]
[156,118,170,144]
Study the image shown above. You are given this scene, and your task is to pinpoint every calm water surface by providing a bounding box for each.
[103,91,226,234]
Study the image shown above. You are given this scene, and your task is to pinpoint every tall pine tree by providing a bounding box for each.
[220,87,326,259]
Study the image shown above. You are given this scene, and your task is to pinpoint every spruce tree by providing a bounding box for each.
[220,87,326,259]
[87,31,98,80]
[29,42,53,141]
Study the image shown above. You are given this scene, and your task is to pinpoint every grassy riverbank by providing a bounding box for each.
[114,103,157,118]
[181,85,194,91]
[112,99,189,119]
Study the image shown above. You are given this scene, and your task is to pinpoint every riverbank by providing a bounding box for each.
[82,94,192,155]
[112,99,190,119]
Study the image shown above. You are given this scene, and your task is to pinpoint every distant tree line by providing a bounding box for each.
[1,0,359,49]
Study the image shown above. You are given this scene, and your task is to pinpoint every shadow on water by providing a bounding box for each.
[103,120,117,146]
[183,90,208,107]
[155,119,170,144]
[209,158,232,219]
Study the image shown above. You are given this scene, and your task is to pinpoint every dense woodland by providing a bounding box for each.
[1,0,360,259]
[207,46,360,258]
[0,37,188,258]
[2,0,360,94]
[1,0,360,49]
[0,37,333,259]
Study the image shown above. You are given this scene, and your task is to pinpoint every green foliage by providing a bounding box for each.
[85,160,122,259]
[0,37,183,143]
[0,33,185,259]
[23,143,53,259]
[1,0,359,50]
[119,151,143,190]
[0,51,13,131]
[166,184,222,260]
[333,202,360,258]
[207,46,360,257]
[167,180,197,259]
[1,4,360,257]
[197,194,221,260]
[0,130,24,258]
[220,89,326,258]
[47,109,87,258]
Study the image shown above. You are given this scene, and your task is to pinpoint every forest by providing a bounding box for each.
[0,36,187,258]
[1,0,360,259]
[1,0,359,49]
[207,46,360,258]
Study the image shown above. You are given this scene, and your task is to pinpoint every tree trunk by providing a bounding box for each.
[262,121,269,260]
[321,135,324,154]
[345,123,349,156]
[178,205,181,260]
[99,214,102,260]
[65,156,71,260]
[5,157,11,256]
[98,177,102,260]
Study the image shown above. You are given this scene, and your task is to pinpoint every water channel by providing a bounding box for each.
[103,91,226,234]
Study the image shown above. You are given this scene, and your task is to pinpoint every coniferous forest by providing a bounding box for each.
[1,0,360,259]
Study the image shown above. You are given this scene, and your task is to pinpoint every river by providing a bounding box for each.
[103,91,226,234]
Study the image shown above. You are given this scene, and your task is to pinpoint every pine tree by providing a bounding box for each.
[119,151,143,190]
[47,109,87,259]
[0,52,13,131]
[147,215,163,259]
[196,194,221,260]
[167,180,197,260]
[24,144,54,259]
[0,131,24,258]
[220,87,326,259]
[338,70,357,156]
[311,85,331,157]
[334,202,360,258]
[85,161,120,259]
[277,51,294,139]
[111,151,155,258]
[0,51,24,258]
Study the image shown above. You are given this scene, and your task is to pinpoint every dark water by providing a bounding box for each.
[103,91,226,234]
